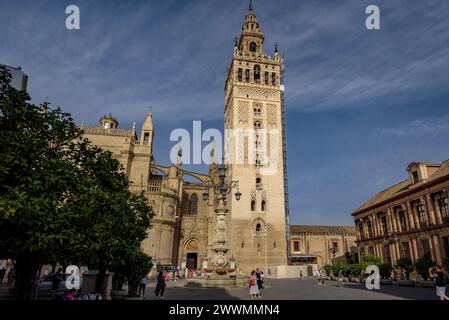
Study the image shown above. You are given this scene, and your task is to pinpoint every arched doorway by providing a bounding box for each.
[185,239,200,270]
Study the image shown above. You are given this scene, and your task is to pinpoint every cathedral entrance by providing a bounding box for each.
[186,253,198,269]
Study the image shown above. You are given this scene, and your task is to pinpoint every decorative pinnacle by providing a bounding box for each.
[234,37,238,47]
[274,42,279,53]
[249,0,253,11]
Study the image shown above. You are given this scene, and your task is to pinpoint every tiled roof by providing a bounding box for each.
[353,159,449,215]
[290,225,355,234]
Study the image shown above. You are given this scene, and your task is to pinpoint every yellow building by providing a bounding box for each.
[289,225,357,274]
[352,160,449,266]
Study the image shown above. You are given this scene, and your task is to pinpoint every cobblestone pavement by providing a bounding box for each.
[145,277,438,300]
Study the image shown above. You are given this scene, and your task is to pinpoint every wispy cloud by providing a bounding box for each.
[377,115,449,137]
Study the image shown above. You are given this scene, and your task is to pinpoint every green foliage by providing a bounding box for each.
[0,66,154,299]
[323,264,333,276]
[360,253,382,265]
[395,258,414,280]
[348,263,362,277]
[414,256,434,281]
[379,263,392,279]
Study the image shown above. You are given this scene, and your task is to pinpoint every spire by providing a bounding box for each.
[238,0,264,54]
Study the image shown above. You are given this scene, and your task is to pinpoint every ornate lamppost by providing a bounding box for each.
[202,160,241,275]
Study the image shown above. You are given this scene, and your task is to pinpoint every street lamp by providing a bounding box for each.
[202,159,241,275]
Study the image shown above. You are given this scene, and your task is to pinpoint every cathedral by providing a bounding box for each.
[81,3,291,275]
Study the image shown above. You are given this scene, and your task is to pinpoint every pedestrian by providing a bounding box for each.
[337,269,344,287]
[52,268,63,297]
[255,269,264,299]
[315,269,321,286]
[249,270,259,299]
[154,271,166,299]
[429,265,449,301]
[7,268,15,294]
[320,269,326,286]
[139,274,148,298]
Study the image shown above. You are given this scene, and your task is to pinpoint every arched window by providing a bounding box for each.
[256,223,262,232]
[250,42,257,52]
[261,200,266,211]
[254,64,260,82]
[253,106,261,116]
[251,200,256,211]
[256,177,262,190]
[189,193,198,215]
[254,120,262,129]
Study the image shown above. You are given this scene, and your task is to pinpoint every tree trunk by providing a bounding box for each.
[15,254,40,300]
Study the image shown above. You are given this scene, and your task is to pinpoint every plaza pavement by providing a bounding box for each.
[145,277,437,300]
[0,277,438,300]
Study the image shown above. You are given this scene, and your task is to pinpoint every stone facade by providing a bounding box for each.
[352,160,449,266]
[289,225,357,272]
[223,3,289,273]
[80,4,291,276]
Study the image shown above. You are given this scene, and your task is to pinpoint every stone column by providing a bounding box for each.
[425,194,437,225]
[406,202,416,230]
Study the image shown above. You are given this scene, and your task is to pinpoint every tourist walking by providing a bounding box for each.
[315,269,322,286]
[139,274,148,298]
[429,265,449,301]
[154,271,166,299]
[320,269,326,286]
[249,270,259,299]
[255,269,264,299]
[337,269,344,287]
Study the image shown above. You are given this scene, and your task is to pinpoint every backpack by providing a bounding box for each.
[249,277,255,286]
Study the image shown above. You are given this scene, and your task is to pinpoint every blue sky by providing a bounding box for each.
[1,0,449,226]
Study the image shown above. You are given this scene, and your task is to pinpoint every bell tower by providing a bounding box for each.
[224,2,288,273]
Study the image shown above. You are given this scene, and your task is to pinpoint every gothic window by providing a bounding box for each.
[104,122,110,129]
[254,120,262,129]
[251,200,256,211]
[264,71,269,85]
[250,42,257,52]
[271,72,276,85]
[237,68,243,82]
[253,105,261,116]
[261,200,266,211]
[144,132,150,143]
[245,69,250,82]
[256,223,262,232]
[254,64,261,83]
[256,177,262,190]
[189,193,198,215]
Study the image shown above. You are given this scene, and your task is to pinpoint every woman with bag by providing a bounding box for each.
[249,270,259,299]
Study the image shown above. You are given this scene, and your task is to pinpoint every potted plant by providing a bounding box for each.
[396,258,415,286]
[379,263,393,284]
[414,255,435,287]
[348,263,362,282]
